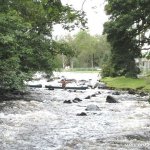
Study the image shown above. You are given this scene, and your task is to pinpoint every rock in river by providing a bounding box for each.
[85,96,91,99]
[106,95,119,103]
[85,104,100,111]
[128,89,136,95]
[139,92,148,97]
[72,98,82,103]
[91,94,96,97]
[76,112,87,116]
[74,97,82,102]
[63,100,72,104]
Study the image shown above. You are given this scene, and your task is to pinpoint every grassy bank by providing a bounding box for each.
[101,76,150,92]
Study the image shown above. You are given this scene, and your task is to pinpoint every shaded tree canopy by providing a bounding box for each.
[103,0,150,77]
[0,0,87,90]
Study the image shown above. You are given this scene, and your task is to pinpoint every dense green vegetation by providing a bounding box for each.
[0,0,86,90]
[102,76,150,91]
[2,0,149,91]
[56,31,111,69]
[103,0,150,78]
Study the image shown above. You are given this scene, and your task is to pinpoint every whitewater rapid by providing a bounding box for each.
[0,72,150,150]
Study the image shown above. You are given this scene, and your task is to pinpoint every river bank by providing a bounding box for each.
[101,76,150,94]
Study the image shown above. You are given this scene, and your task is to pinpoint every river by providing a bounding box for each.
[0,72,150,150]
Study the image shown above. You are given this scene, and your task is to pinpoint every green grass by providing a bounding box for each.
[101,76,150,91]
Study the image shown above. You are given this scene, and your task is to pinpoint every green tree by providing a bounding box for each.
[59,31,111,69]
[0,0,87,90]
[72,31,111,68]
[103,0,150,77]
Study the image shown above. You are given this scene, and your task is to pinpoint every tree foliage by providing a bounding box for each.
[58,31,111,68]
[103,0,150,77]
[0,0,87,90]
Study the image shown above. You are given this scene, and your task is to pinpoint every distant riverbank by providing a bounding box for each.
[101,76,150,92]
[57,68,101,73]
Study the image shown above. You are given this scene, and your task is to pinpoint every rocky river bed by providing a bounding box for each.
[0,72,150,150]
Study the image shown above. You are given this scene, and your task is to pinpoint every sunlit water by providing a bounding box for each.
[0,72,150,150]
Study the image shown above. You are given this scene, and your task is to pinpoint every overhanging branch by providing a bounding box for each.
[81,0,87,10]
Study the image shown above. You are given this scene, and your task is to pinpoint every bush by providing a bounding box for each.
[101,63,115,77]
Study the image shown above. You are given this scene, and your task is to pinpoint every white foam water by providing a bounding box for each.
[0,72,150,150]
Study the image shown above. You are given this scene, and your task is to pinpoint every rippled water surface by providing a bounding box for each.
[0,72,150,150]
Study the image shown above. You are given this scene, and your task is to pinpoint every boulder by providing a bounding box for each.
[72,98,82,103]
[72,100,78,103]
[85,96,91,99]
[91,94,96,97]
[88,85,93,88]
[63,100,72,104]
[85,104,100,111]
[128,89,136,95]
[106,95,119,103]
[139,92,148,97]
[93,82,100,88]
[76,112,87,116]
[74,97,82,102]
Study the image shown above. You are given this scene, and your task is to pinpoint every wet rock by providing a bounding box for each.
[106,95,119,103]
[76,112,87,116]
[147,97,150,103]
[72,100,78,103]
[91,94,96,97]
[63,100,72,104]
[88,85,93,88]
[72,98,82,103]
[93,82,100,88]
[128,89,136,95]
[112,91,120,95]
[139,92,148,97]
[85,96,91,99]
[85,104,100,111]
[73,98,82,102]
